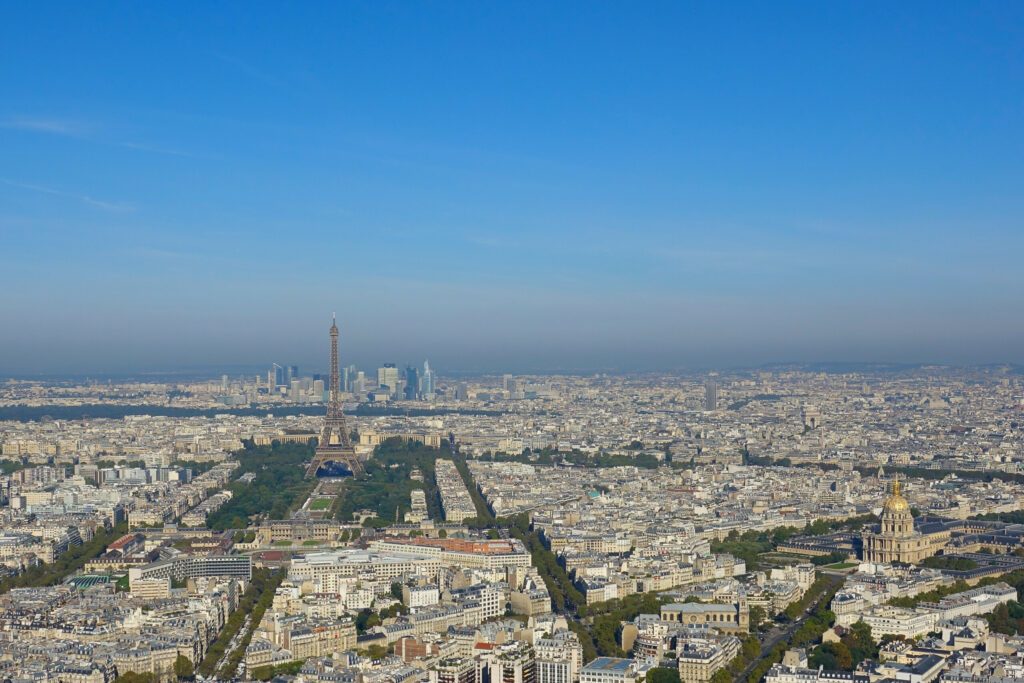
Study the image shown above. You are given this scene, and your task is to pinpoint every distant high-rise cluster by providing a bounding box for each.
[265,361,321,402]
[355,360,438,402]
[259,326,440,404]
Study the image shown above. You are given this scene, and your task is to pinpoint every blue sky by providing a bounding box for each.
[1,2,1022,374]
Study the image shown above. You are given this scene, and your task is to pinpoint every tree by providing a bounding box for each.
[206,442,318,531]
[842,620,878,666]
[740,635,760,661]
[174,654,195,680]
[710,669,732,683]
[809,645,837,670]
[812,551,850,566]
[114,674,158,683]
[379,603,407,619]
[438,529,447,538]
[645,668,680,683]
[989,603,1017,634]
[356,608,381,633]
[811,642,852,671]
[391,582,404,600]
[749,605,767,631]
[921,556,978,571]
[365,643,389,660]
[251,661,304,680]
[805,519,832,536]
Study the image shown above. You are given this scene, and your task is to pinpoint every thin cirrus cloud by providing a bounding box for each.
[0,179,135,213]
[0,116,91,136]
[2,115,205,159]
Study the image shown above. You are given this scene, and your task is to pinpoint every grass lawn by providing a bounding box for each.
[302,539,321,546]
[272,540,292,547]
[310,498,333,511]
[823,561,859,570]
[758,552,805,567]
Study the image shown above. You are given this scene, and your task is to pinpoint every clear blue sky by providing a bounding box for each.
[1,2,1022,374]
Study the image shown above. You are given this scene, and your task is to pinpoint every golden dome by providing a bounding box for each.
[883,495,910,514]
[882,479,910,514]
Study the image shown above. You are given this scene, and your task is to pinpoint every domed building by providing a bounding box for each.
[862,479,949,564]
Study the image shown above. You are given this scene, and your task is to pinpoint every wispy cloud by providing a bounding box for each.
[0,117,90,136]
[2,115,206,158]
[0,179,135,213]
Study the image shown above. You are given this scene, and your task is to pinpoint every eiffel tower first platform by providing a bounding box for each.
[306,315,363,478]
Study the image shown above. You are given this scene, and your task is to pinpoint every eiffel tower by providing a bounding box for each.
[306,315,362,477]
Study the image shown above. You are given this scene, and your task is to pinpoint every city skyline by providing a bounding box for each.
[3,3,1023,373]
[5,5,1024,681]
[4,331,1024,380]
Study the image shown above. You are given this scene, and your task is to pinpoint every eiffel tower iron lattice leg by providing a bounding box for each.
[306,315,364,478]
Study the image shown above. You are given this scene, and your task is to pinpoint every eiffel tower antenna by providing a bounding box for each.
[306,315,362,477]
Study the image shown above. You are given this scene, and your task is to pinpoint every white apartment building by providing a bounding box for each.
[289,550,441,592]
[579,658,637,683]
[404,583,441,608]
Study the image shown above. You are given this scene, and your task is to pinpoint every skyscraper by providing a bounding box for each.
[273,363,285,388]
[509,378,526,400]
[404,365,420,400]
[342,366,350,393]
[422,360,435,399]
[378,364,399,394]
[704,380,718,411]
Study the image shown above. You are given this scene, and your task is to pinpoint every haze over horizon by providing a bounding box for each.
[3,3,1023,375]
